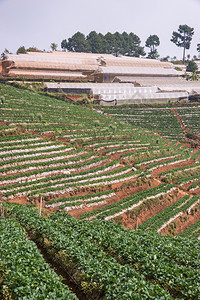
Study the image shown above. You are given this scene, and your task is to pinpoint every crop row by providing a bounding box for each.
[0,216,77,299]
[45,190,116,209]
[0,152,99,186]
[160,162,200,178]
[4,203,172,299]
[0,149,97,170]
[80,184,174,220]
[49,211,200,298]
[139,195,198,231]
[2,167,138,199]
[0,140,62,154]
[180,219,200,239]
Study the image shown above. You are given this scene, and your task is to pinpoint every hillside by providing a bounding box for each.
[0,83,200,299]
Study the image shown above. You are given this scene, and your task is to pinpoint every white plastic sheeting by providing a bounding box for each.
[100,91,188,101]
[98,66,178,76]
[45,82,158,96]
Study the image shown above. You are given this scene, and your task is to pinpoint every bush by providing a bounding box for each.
[186,61,198,73]
[0,96,5,104]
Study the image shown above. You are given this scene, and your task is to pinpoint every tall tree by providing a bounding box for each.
[145,35,160,59]
[61,39,67,50]
[121,32,129,55]
[86,31,103,53]
[126,33,145,57]
[61,32,89,52]
[104,32,116,54]
[171,25,194,64]
[112,32,125,56]
[98,33,109,53]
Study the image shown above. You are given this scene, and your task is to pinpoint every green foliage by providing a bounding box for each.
[0,217,77,299]
[0,96,5,104]
[86,31,106,53]
[174,66,182,71]
[63,32,90,52]
[16,46,27,54]
[197,43,200,53]
[61,31,145,57]
[50,42,58,51]
[171,24,194,63]
[186,60,198,72]
[145,34,160,59]
[26,46,41,52]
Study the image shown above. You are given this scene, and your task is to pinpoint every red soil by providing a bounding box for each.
[68,180,159,219]
[120,189,187,230]
[161,209,200,236]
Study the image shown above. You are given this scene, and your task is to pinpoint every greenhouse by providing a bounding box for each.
[45,82,188,104]
[2,51,175,81]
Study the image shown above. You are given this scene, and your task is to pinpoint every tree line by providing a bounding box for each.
[2,24,200,64]
[60,25,200,64]
[61,31,160,59]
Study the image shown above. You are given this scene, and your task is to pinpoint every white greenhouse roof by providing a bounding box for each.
[45,82,158,95]
[100,91,188,101]
[98,66,178,76]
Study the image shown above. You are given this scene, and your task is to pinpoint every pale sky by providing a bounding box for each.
[0,0,200,59]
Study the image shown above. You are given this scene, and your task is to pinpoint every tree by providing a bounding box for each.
[197,43,200,54]
[50,43,58,51]
[17,46,26,54]
[186,61,198,73]
[160,55,170,62]
[86,31,104,53]
[61,32,89,52]
[171,25,194,64]
[113,32,125,56]
[26,46,41,52]
[98,33,109,53]
[104,32,116,54]
[125,33,145,57]
[145,35,160,59]
[61,31,145,57]
[61,39,67,50]
[1,48,11,59]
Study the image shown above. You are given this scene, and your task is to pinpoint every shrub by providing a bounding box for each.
[0,96,5,104]
[186,61,198,73]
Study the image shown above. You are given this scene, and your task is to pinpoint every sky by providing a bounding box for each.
[0,0,200,60]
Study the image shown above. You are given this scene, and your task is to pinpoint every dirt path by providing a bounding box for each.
[172,108,188,133]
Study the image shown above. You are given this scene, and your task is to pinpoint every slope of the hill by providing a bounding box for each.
[0,82,200,239]
[102,105,200,143]
[0,83,200,299]
[1,202,200,299]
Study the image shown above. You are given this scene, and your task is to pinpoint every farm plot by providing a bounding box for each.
[0,82,200,238]
[4,203,173,300]
[0,216,77,299]
[1,81,200,299]
[102,106,184,140]
[176,106,200,134]
[3,203,200,299]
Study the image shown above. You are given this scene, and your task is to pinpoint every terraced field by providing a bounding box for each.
[0,83,200,299]
[102,105,200,141]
